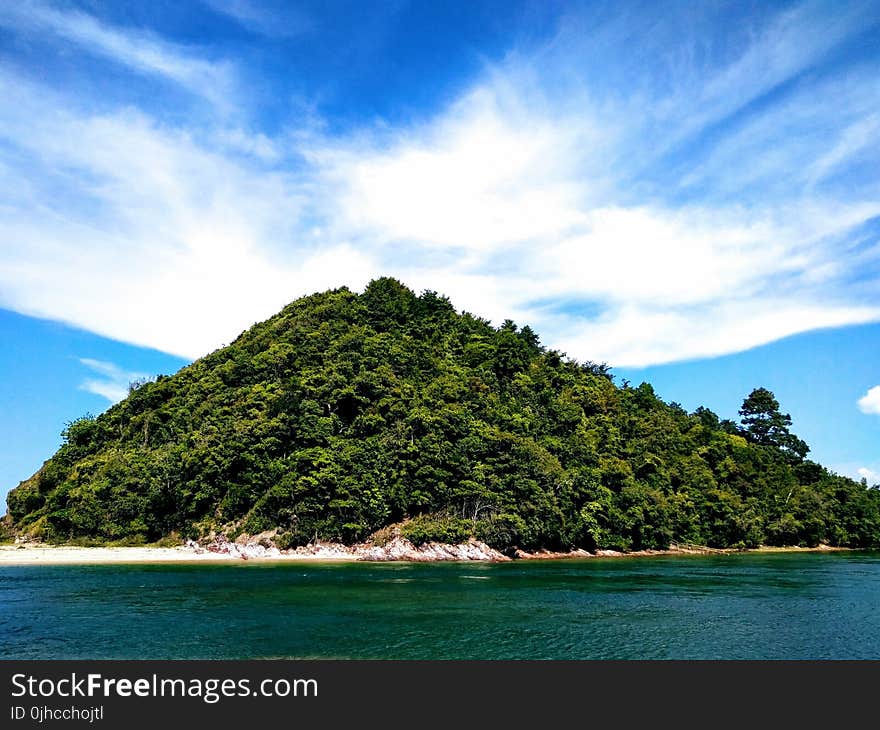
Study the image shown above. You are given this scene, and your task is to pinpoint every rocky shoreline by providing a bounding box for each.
[196,534,511,561]
[0,532,853,565]
[194,530,852,562]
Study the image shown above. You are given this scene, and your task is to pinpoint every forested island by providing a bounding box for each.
[4,278,879,554]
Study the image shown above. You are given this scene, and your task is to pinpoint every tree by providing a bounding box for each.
[13,281,880,552]
[739,388,809,462]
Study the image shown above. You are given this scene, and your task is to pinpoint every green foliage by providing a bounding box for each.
[400,514,473,546]
[0,518,13,544]
[368,525,397,547]
[5,278,880,551]
[739,387,809,462]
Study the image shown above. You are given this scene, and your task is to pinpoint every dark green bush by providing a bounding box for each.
[400,514,473,546]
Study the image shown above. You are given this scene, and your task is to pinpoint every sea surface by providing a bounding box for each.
[2,552,879,659]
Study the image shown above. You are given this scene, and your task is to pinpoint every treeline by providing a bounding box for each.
[6,278,880,551]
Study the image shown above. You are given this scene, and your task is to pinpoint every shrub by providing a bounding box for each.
[275,531,300,550]
[400,514,472,546]
[475,513,527,550]
[152,532,183,547]
[369,525,397,547]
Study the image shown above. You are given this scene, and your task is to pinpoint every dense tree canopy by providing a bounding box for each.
[5,279,879,551]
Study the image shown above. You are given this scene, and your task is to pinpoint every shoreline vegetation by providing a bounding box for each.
[6,280,880,556]
[0,536,855,566]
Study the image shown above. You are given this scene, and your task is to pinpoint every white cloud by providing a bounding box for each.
[679,70,880,200]
[0,2,236,109]
[0,70,378,358]
[858,387,880,416]
[858,468,880,485]
[313,86,596,252]
[665,0,871,151]
[303,73,880,364]
[807,114,880,189]
[0,2,878,370]
[551,299,878,368]
[202,0,313,38]
[78,359,150,404]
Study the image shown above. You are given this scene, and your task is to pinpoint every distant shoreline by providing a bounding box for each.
[0,541,857,566]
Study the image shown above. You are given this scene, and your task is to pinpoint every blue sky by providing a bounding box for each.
[1,0,879,504]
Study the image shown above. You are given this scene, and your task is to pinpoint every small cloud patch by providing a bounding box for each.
[857,386,880,415]
[857,467,879,485]
[79,358,151,404]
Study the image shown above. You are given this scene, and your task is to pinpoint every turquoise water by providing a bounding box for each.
[2,552,879,659]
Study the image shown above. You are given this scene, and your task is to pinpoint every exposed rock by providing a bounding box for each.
[515,548,593,560]
[595,549,624,557]
[290,542,358,560]
[203,536,281,560]
[355,536,508,562]
[186,534,509,562]
[184,538,204,554]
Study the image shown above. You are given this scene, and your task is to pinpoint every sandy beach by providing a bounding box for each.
[0,543,361,565]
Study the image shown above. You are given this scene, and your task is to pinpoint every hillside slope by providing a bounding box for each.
[6,278,880,551]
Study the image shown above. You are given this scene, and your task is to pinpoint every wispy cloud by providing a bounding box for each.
[0,69,376,358]
[303,57,880,364]
[657,0,873,155]
[0,1,878,368]
[202,0,313,38]
[78,358,150,404]
[858,387,880,416]
[0,1,236,109]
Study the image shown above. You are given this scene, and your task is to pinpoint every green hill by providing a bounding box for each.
[5,278,880,551]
